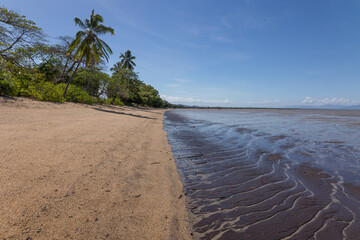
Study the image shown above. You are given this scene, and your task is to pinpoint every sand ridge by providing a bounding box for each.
[0,97,191,240]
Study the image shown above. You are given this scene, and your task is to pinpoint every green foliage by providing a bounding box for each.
[57,83,94,104]
[38,58,62,82]
[112,50,136,71]
[0,67,63,101]
[72,68,110,97]
[0,7,45,64]
[107,68,141,103]
[106,68,165,107]
[68,10,114,66]
[1,7,168,108]
[0,64,91,104]
[104,97,124,106]
[0,79,12,95]
[63,10,115,98]
[138,84,163,107]
[0,69,19,96]
[25,81,64,102]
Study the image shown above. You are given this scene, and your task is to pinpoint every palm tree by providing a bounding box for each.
[110,62,122,73]
[63,9,114,98]
[119,50,136,70]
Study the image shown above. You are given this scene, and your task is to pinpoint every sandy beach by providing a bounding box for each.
[0,97,191,240]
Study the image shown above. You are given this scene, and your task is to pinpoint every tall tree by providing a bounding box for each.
[110,61,121,73]
[0,7,45,65]
[63,9,114,98]
[119,50,136,70]
[107,68,141,104]
[72,67,110,97]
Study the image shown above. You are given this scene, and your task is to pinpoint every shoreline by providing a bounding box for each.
[0,97,191,239]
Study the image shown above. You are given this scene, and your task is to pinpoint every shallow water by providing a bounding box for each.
[164,109,360,240]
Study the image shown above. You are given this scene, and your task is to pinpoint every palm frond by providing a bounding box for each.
[91,44,101,63]
[94,25,115,35]
[95,37,110,61]
[74,17,86,30]
[68,31,85,54]
[93,13,104,23]
[98,38,113,55]
[117,50,136,70]
[74,36,89,59]
[70,10,114,67]
[84,18,90,29]
[75,31,86,39]
[129,60,136,66]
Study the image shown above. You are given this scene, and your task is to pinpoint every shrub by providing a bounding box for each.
[104,97,124,106]
[94,98,105,104]
[57,84,94,104]
[0,71,19,96]
[26,81,64,102]
[0,79,14,96]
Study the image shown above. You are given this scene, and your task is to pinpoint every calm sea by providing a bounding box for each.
[164,109,360,240]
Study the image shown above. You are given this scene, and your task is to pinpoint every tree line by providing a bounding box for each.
[0,7,180,108]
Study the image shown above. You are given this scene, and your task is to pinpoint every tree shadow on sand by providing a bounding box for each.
[97,104,163,115]
[92,107,156,120]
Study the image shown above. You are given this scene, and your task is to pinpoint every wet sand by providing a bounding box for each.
[0,97,191,240]
[164,110,360,240]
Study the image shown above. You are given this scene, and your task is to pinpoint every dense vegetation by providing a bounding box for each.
[0,7,176,108]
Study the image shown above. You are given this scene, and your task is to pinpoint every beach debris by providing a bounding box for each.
[151,162,160,165]
[178,194,183,199]
[135,194,142,198]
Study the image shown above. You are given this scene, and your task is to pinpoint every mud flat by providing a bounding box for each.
[0,97,190,240]
[164,109,360,240]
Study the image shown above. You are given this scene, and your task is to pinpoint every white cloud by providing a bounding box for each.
[261,100,281,104]
[246,100,280,104]
[302,97,356,105]
[320,97,350,104]
[302,96,314,104]
[161,95,230,105]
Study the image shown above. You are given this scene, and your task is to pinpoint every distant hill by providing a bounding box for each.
[288,104,360,110]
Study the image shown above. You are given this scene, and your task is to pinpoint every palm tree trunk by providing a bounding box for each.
[111,97,116,104]
[63,56,84,98]
[58,58,71,83]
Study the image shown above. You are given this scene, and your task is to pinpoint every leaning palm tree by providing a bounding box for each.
[119,50,136,70]
[63,9,114,98]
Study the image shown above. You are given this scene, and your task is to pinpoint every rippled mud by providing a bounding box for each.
[164,110,360,240]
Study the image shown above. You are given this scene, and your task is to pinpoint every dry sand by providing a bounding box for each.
[0,97,191,240]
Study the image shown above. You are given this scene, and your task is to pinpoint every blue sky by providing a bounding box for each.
[3,0,360,107]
